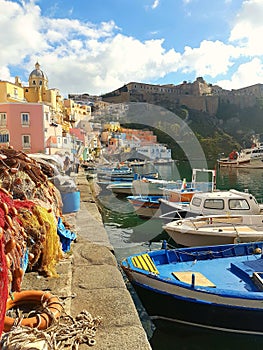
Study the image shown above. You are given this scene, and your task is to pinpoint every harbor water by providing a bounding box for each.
[96,161,263,349]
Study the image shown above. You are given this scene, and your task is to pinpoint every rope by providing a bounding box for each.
[1,304,102,349]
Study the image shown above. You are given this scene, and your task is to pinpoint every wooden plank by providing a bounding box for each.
[132,254,159,274]
[172,271,216,287]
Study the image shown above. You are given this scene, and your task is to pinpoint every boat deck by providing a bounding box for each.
[150,249,263,293]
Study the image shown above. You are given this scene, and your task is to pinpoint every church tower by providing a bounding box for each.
[28,62,48,90]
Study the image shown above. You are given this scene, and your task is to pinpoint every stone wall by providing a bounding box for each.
[102,84,260,115]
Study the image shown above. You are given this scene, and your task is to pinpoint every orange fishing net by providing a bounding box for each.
[0,235,8,338]
[0,147,65,293]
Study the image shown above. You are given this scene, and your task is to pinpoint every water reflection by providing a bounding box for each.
[217,167,263,201]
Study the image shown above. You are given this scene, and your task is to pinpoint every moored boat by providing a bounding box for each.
[121,241,263,335]
[159,188,263,222]
[218,139,263,168]
[163,214,263,247]
[127,195,163,219]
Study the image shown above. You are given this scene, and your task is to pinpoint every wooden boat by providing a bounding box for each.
[97,165,134,181]
[218,139,263,168]
[107,177,174,196]
[131,178,177,196]
[127,195,163,219]
[160,167,216,203]
[121,241,263,335]
[163,214,263,247]
[159,189,263,222]
[126,168,217,218]
[106,181,133,195]
[127,187,202,220]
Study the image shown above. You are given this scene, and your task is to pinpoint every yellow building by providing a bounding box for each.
[0,62,90,156]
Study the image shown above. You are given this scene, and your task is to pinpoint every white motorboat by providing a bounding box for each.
[160,189,263,222]
[163,213,263,247]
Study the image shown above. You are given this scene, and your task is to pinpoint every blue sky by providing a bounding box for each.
[0,0,262,97]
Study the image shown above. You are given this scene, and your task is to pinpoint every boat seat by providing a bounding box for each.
[131,254,159,274]
[231,258,263,279]
[213,226,256,232]
[252,272,263,291]
[172,271,216,287]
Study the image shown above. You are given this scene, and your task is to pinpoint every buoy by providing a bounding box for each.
[4,290,62,332]
[254,247,262,254]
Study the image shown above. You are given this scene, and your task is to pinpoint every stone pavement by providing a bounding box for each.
[22,169,152,349]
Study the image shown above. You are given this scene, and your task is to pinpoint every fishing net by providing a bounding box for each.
[0,147,65,291]
[33,205,63,277]
[0,235,8,338]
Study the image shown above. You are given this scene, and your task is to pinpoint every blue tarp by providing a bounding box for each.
[57,217,76,252]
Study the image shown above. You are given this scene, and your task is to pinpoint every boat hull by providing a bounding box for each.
[164,226,263,247]
[218,158,263,169]
[121,241,263,336]
[163,214,263,247]
[127,196,162,219]
[129,277,263,335]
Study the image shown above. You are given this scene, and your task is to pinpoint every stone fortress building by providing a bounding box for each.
[100,77,263,115]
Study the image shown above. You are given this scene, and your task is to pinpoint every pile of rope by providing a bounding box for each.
[1,306,102,349]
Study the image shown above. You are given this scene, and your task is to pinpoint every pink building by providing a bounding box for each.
[0,103,45,153]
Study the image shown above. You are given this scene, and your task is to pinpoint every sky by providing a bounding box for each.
[1,0,263,97]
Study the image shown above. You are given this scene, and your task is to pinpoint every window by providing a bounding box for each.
[22,135,31,148]
[0,130,9,143]
[229,199,249,210]
[0,113,7,126]
[204,199,224,210]
[191,197,202,207]
[21,113,30,126]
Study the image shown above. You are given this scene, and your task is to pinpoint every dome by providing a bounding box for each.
[29,62,48,80]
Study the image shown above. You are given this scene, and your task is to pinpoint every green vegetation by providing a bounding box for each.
[121,97,263,162]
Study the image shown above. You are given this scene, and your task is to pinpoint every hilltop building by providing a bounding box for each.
[100,77,263,115]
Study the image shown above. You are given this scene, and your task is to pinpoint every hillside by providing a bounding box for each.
[119,99,263,162]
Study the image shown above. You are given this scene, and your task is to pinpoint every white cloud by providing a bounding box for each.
[216,58,263,89]
[0,0,45,65]
[151,0,160,10]
[181,40,241,77]
[229,0,263,55]
[0,66,12,81]
[0,0,263,96]
[44,35,181,95]
[212,0,263,88]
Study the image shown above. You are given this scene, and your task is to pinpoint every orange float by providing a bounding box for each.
[4,290,62,332]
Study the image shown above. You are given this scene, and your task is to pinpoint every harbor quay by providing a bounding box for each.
[22,167,152,350]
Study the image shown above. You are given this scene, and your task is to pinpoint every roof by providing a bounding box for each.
[193,189,253,200]
[29,62,48,80]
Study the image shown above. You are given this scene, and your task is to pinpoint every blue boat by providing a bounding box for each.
[121,241,263,335]
[127,195,163,219]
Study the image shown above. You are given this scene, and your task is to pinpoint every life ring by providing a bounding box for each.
[4,290,62,332]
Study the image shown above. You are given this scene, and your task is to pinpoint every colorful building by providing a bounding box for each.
[0,62,92,157]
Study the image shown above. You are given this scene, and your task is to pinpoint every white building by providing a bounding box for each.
[136,143,172,161]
